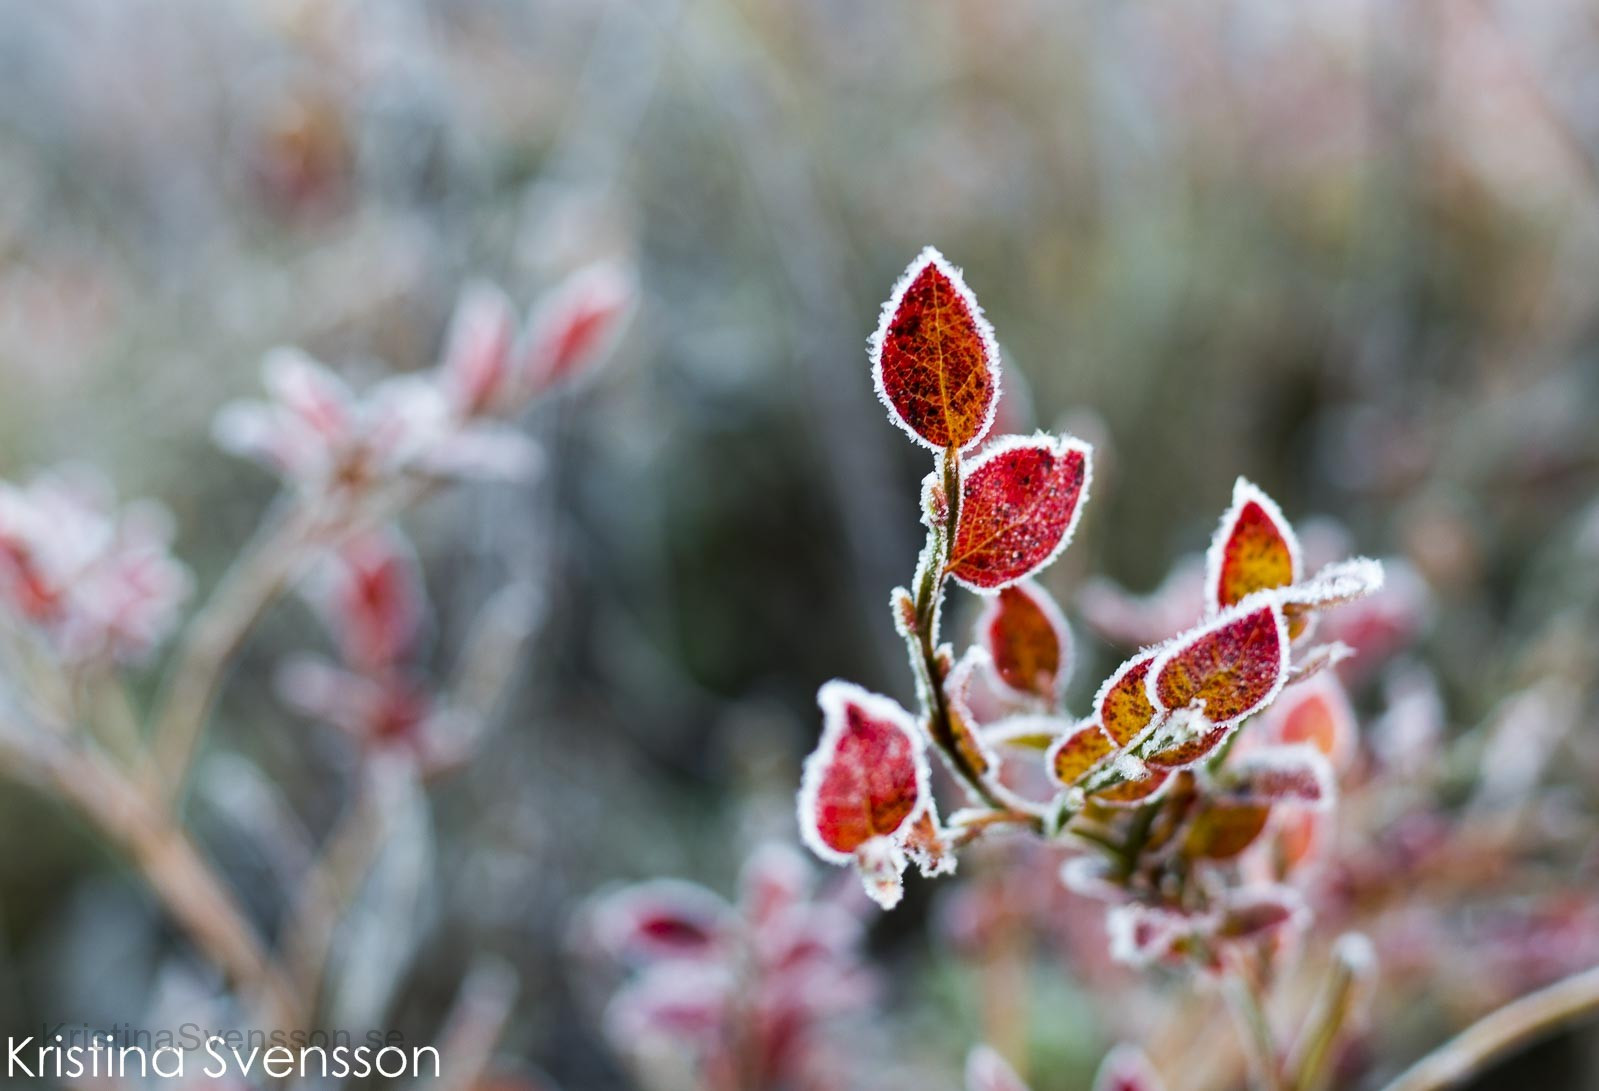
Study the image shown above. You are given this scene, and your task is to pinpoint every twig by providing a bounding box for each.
[1287,934,1374,1091]
[1378,964,1599,1091]
[280,768,387,1016]
[151,503,310,800]
[425,958,519,1091]
[1225,960,1287,1091]
[902,451,1043,828]
[0,727,301,1031]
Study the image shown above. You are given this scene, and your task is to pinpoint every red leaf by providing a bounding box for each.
[1206,478,1300,613]
[1149,601,1289,728]
[523,261,635,394]
[1216,885,1307,941]
[1049,720,1114,786]
[587,879,732,963]
[948,434,1092,591]
[977,579,1070,701]
[1107,903,1191,967]
[1095,649,1161,747]
[944,649,1000,779]
[966,1045,1032,1091]
[263,347,354,444]
[440,280,517,416]
[317,528,426,672]
[1223,745,1334,809]
[1092,765,1172,807]
[798,682,928,864]
[1093,1045,1168,1091]
[1264,673,1357,771]
[871,247,1000,452]
[1182,801,1272,860]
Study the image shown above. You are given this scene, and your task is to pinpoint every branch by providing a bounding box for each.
[1378,964,1599,1091]
[0,728,302,1031]
[151,503,310,800]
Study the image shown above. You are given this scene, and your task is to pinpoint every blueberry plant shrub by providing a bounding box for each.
[577,248,1599,1091]
[0,264,631,1057]
[794,248,1389,1090]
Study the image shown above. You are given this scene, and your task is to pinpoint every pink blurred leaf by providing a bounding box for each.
[1216,884,1308,942]
[314,528,426,672]
[1222,745,1335,809]
[522,261,635,395]
[588,879,734,964]
[1106,903,1192,967]
[966,1045,1032,1091]
[440,280,518,416]
[1262,673,1357,771]
[1182,800,1273,860]
[1093,1045,1168,1091]
[604,961,730,1046]
[1077,555,1205,649]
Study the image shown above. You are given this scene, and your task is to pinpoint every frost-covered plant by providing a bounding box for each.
[0,265,631,1066]
[794,248,1390,1089]
[576,844,875,1091]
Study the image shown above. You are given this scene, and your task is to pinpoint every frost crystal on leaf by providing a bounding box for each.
[947,433,1092,591]
[1206,477,1301,614]
[798,682,929,905]
[902,807,958,878]
[871,247,1000,452]
[977,579,1071,702]
[854,836,909,909]
[1273,557,1386,613]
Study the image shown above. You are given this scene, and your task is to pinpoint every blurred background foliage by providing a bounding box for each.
[3,0,1599,1087]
